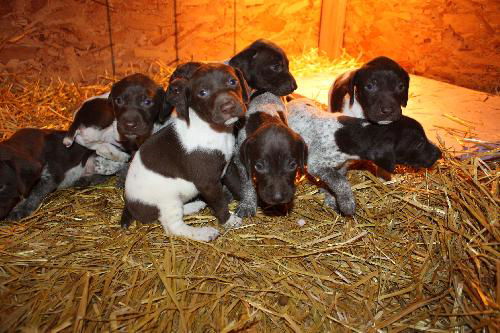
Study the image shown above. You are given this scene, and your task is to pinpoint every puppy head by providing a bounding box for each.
[392,116,442,169]
[0,155,41,219]
[229,39,297,96]
[338,56,409,124]
[240,124,307,206]
[109,73,166,145]
[170,63,249,127]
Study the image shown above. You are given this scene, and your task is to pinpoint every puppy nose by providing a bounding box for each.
[381,107,393,115]
[124,120,138,129]
[273,191,284,203]
[290,79,298,91]
[220,100,236,114]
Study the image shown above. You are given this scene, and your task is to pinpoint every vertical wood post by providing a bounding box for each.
[319,0,347,59]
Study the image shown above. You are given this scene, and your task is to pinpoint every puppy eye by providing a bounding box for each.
[270,64,282,72]
[114,97,124,105]
[198,89,208,97]
[287,160,298,171]
[396,83,405,92]
[254,161,266,173]
[142,98,153,106]
[365,83,376,92]
[228,78,238,86]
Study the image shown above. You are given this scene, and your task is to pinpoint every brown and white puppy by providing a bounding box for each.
[229,39,297,96]
[224,92,307,217]
[0,128,97,220]
[121,63,249,242]
[329,56,409,124]
[63,73,167,166]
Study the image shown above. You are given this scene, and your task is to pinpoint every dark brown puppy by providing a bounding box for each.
[224,92,307,218]
[229,39,297,96]
[122,63,249,242]
[329,56,409,124]
[0,128,97,220]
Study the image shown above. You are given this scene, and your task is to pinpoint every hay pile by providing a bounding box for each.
[0,53,498,332]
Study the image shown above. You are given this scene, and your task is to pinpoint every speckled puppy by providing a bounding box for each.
[287,98,441,215]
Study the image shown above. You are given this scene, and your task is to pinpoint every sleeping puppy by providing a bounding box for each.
[287,98,441,215]
[329,56,409,124]
[121,63,249,242]
[224,92,307,218]
[0,128,97,220]
[229,39,297,96]
[63,73,168,174]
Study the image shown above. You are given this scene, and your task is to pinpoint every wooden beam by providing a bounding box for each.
[319,0,347,59]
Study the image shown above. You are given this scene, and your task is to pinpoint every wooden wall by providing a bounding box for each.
[0,0,321,82]
[343,0,500,93]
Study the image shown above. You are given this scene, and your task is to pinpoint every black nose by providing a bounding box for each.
[124,120,137,129]
[381,107,393,115]
[290,79,298,91]
[220,101,236,114]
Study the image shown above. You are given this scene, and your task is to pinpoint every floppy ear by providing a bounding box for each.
[166,78,190,125]
[234,67,250,104]
[295,136,308,173]
[330,71,357,112]
[366,136,396,173]
[401,70,410,107]
[154,87,171,124]
[228,46,258,79]
[239,136,255,178]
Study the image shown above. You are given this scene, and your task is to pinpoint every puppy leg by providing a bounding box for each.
[310,167,356,216]
[8,166,58,220]
[120,205,134,229]
[233,158,258,218]
[183,200,207,215]
[159,199,220,242]
[222,161,241,201]
[94,155,126,175]
[95,143,130,163]
[198,181,242,229]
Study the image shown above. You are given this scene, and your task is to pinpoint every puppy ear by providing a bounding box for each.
[401,70,410,107]
[229,46,258,79]
[166,78,190,125]
[366,137,396,173]
[295,135,308,173]
[330,71,357,112]
[239,136,255,177]
[155,87,171,124]
[348,70,360,106]
[234,67,250,104]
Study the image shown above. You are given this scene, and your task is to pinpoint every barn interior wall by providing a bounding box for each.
[343,0,500,93]
[0,0,321,82]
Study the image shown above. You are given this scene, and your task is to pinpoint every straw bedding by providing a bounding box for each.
[0,52,498,332]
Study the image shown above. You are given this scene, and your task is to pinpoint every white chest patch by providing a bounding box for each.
[174,109,235,162]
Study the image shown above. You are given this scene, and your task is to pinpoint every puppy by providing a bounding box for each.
[287,98,441,215]
[229,39,297,96]
[121,63,249,242]
[63,73,167,168]
[224,92,307,217]
[0,128,97,220]
[329,56,409,124]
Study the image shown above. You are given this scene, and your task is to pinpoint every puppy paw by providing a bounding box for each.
[94,156,125,176]
[191,226,220,242]
[323,191,339,211]
[183,200,207,215]
[223,213,242,229]
[236,202,257,218]
[337,197,356,216]
[7,208,32,221]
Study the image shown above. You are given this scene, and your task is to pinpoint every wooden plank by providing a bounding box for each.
[319,0,347,59]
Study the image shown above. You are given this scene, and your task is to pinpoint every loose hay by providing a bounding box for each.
[0,54,499,332]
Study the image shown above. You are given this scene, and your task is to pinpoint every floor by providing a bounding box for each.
[295,69,500,154]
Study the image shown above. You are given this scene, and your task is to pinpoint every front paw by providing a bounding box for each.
[7,207,32,220]
[337,197,356,216]
[223,213,242,229]
[236,201,257,218]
